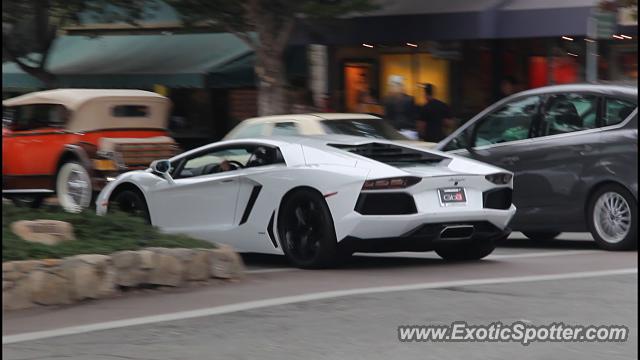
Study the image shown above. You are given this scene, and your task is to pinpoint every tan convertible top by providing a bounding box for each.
[2,89,171,132]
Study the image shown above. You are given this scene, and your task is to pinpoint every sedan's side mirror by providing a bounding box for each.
[150,159,174,184]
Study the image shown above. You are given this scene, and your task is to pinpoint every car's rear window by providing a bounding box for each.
[320,118,409,140]
[112,105,149,117]
[329,142,446,165]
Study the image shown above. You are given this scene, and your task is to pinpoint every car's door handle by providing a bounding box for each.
[221,179,235,183]
[579,145,594,156]
[501,156,520,165]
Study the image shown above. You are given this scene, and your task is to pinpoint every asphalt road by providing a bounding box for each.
[3,232,638,359]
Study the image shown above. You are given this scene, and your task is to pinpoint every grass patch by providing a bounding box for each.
[2,203,215,262]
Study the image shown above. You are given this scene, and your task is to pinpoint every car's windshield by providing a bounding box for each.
[320,118,409,140]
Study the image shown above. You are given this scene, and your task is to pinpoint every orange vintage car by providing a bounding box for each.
[2,89,179,212]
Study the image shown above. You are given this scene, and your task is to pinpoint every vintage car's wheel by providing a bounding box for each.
[9,196,45,209]
[277,189,339,269]
[56,162,93,213]
[588,184,637,251]
[434,237,496,261]
[110,189,151,223]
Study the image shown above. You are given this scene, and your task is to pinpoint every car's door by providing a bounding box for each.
[519,92,608,229]
[148,145,256,232]
[444,95,543,209]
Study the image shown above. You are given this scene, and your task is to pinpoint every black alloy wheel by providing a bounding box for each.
[278,189,338,268]
[111,189,151,224]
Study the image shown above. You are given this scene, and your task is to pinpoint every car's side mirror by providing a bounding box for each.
[150,159,174,184]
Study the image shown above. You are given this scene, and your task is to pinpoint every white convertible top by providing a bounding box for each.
[2,89,170,132]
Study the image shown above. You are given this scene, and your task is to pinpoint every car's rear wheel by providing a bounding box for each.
[522,231,561,241]
[56,162,93,213]
[9,195,45,209]
[110,189,150,224]
[434,238,496,261]
[277,189,338,269]
[588,184,637,251]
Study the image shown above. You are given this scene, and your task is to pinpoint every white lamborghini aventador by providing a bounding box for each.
[97,136,516,268]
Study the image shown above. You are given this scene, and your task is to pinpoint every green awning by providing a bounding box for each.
[3,33,256,90]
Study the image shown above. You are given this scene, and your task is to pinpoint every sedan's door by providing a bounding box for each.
[445,95,543,210]
[516,92,602,229]
[148,146,256,234]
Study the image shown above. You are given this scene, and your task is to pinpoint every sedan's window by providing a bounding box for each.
[603,98,636,126]
[230,123,266,138]
[272,122,299,136]
[321,118,409,140]
[539,93,598,136]
[473,96,540,146]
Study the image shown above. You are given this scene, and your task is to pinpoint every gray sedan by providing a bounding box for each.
[436,84,637,250]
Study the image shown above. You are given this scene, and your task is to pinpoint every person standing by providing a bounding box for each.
[417,83,452,142]
[383,75,418,139]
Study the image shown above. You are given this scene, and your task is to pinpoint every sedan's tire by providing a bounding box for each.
[110,189,151,224]
[56,161,93,213]
[277,189,338,269]
[522,231,561,241]
[435,238,496,261]
[587,184,637,251]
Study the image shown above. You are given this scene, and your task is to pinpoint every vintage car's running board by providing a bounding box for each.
[2,189,54,194]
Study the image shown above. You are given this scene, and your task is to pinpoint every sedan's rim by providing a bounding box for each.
[593,192,631,244]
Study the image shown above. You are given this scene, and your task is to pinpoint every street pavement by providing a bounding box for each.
[3,232,638,359]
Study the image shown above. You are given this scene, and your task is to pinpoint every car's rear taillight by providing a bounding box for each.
[362,176,421,190]
[485,173,513,185]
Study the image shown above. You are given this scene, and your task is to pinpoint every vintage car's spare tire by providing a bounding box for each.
[56,162,93,213]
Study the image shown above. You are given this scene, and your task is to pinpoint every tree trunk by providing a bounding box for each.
[255,48,289,116]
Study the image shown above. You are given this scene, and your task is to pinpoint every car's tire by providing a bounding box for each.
[10,195,45,209]
[277,189,339,269]
[434,238,496,261]
[110,189,151,224]
[56,161,93,213]
[522,231,561,241]
[587,184,637,251]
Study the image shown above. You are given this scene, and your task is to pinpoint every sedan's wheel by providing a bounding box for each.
[522,231,561,241]
[56,162,92,213]
[588,185,637,251]
[110,190,150,224]
[278,189,338,268]
[435,238,496,261]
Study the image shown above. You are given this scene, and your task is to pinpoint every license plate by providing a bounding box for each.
[438,187,467,206]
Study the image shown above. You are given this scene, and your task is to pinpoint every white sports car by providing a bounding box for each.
[97,136,516,268]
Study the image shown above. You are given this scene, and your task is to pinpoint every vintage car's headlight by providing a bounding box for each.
[485,173,513,185]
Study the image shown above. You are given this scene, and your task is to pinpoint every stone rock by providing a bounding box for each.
[148,251,185,286]
[186,251,210,281]
[64,255,116,300]
[112,251,139,268]
[3,279,33,310]
[138,250,154,269]
[27,269,71,305]
[11,220,75,245]
[208,245,245,279]
[112,251,146,287]
[12,260,41,273]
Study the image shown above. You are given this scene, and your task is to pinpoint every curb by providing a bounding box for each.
[2,245,245,311]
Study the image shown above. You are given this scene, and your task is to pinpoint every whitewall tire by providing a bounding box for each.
[56,162,93,213]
